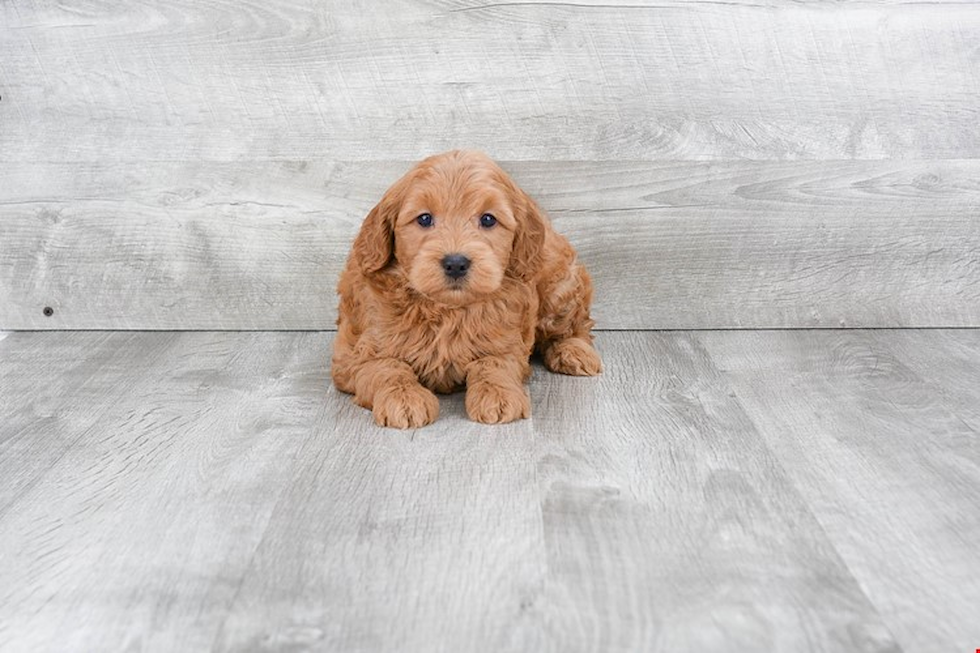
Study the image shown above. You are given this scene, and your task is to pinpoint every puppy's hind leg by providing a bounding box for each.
[537,264,602,377]
[543,336,602,376]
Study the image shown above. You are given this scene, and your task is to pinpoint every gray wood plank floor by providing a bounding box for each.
[1,330,977,652]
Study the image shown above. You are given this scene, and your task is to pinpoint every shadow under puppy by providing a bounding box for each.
[332,150,601,428]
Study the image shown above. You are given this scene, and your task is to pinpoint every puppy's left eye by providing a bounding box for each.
[479,213,497,229]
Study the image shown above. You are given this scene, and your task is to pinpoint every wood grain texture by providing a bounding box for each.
[701,330,980,653]
[213,376,542,652]
[523,331,897,652]
[0,332,178,514]
[0,332,331,651]
[4,331,957,652]
[3,0,980,329]
[873,329,980,432]
[3,159,979,329]
[2,1,979,161]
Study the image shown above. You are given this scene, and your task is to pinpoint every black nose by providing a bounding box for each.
[441,254,471,280]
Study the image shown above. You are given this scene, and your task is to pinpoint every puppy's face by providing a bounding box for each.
[353,151,544,307]
[394,158,519,305]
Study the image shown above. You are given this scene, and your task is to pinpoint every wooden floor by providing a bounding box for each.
[1,330,978,653]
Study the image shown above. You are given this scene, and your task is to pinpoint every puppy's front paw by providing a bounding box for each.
[373,383,439,429]
[544,337,602,376]
[466,383,530,424]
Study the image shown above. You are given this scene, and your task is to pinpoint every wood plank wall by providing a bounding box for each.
[2,1,979,329]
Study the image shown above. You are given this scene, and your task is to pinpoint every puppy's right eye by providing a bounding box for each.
[416,213,434,228]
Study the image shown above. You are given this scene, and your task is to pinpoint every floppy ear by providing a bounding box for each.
[509,190,547,282]
[351,190,400,276]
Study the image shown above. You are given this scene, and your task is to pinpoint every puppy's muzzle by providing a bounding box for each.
[441,253,471,280]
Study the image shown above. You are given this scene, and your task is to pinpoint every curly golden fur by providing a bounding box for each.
[332,150,601,428]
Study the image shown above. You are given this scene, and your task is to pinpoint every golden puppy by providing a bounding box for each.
[332,150,601,428]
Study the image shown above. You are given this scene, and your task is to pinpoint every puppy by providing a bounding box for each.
[332,150,601,428]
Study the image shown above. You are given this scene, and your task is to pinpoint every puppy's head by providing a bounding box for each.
[352,150,545,305]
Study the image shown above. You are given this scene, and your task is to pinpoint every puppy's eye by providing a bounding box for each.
[479,213,497,229]
[416,213,434,228]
